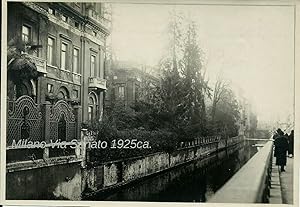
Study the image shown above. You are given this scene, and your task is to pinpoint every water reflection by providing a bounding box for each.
[89,140,258,202]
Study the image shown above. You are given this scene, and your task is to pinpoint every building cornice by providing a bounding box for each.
[22,2,107,46]
[53,2,85,22]
[84,17,110,37]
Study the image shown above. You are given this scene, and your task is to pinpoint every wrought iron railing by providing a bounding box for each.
[178,135,244,148]
[7,95,82,162]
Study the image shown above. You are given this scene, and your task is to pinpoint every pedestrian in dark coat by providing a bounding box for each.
[273,130,281,140]
[274,128,289,172]
[288,130,294,157]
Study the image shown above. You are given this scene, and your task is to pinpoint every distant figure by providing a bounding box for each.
[274,128,289,172]
[288,130,294,157]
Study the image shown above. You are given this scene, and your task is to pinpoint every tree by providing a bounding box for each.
[249,112,258,137]
[133,16,212,138]
[150,11,186,131]
[7,37,42,81]
[213,87,241,137]
[7,36,43,100]
[179,21,211,136]
[211,76,230,123]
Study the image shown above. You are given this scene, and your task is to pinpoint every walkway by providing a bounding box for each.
[269,155,293,204]
[280,156,293,204]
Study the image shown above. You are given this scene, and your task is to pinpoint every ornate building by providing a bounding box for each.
[6,2,111,199]
[7,2,111,122]
[7,2,111,148]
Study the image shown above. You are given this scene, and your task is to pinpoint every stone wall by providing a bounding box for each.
[85,136,244,195]
[6,162,83,200]
[123,152,169,182]
[6,135,243,200]
[103,162,120,187]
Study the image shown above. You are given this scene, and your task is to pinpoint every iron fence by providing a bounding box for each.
[7,95,80,148]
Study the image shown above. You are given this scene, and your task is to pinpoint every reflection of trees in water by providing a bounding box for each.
[207,150,237,192]
[207,142,255,193]
[96,142,258,202]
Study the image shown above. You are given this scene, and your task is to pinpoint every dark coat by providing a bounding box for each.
[274,135,289,166]
[288,133,294,155]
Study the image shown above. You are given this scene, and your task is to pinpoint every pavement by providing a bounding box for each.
[280,156,293,204]
[269,155,293,204]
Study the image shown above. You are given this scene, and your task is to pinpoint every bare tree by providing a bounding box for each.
[211,76,230,123]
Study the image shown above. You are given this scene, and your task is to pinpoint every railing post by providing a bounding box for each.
[42,101,51,159]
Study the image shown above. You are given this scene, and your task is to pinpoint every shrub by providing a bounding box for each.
[86,119,179,163]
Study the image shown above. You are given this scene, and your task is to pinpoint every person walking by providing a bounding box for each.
[274,128,289,172]
[288,130,294,157]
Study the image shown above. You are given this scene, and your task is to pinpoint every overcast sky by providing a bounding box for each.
[110,4,294,126]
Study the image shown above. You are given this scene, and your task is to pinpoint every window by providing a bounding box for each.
[75,22,79,28]
[73,48,79,73]
[47,37,54,65]
[47,84,53,93]
[73,90,79,98]
[88,106,93,121]
[118,86,125,99]
[57,87,69,100]
[62,15,68,22]
[88,93,98,121]
[90,55,96,76]
[48,8,55,15]
[61,43,67,70]
[22,25,31,43]
[58,91,66,99]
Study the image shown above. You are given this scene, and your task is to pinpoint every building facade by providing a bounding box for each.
[8,2,110,121]
[7,2,111,124]
[105,61,159,111]
[6,2,111,199]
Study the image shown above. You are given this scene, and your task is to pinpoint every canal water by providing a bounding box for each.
[89,140,260,202]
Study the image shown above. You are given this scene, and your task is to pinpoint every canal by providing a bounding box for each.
[88,140,262,202]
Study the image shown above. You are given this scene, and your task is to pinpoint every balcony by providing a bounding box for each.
[88,77,107,90]
[26,54,47,74]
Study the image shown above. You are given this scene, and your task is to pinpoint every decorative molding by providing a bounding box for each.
[23,2,107,47]
[84,33,105,46]
[59,34,72,42]
[89,48,99,53]
[47,64,58,69]
[55,2,85,22]
[47,76,82,87]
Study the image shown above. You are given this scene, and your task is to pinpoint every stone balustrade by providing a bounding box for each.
[208,140,273,203]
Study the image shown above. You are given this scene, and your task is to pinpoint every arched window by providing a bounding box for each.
[88,92,98,121]
[57,91,66,99]
[89,97,95,105]
[57,87,70,100]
